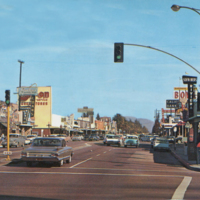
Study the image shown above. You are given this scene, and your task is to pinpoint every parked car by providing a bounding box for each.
[2,134,26,148]
[89,135,99,141]
[21,137,74,167]
[99,135,104,140]
[124,135,139,148]
[84,135,90,141]
[153,137,170,151]
[25,134,38,145]
[72,135,82,141]
[175,136,183,144]
[151,135,159,148]
[49,134,71,142]
[166,136,175,143]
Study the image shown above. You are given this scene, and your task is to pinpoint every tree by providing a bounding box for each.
[96,113,100,120]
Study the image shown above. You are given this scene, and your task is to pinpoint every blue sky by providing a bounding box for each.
[0,0,200,122]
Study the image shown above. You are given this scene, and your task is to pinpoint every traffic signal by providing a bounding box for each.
[114,43,124,63]
[5,90,10,106]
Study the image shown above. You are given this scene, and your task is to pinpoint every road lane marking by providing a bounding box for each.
[0,171,186,178]
[96,154,100,156]
[71,167,186,173]
[171,176,192,200]
[103,152,107,154]
[69,157,92,168]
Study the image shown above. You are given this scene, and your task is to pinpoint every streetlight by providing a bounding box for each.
[18,60,24,111]
[171,5,200,15]
[18,60,24,87]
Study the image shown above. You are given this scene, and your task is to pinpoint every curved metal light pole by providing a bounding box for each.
[171,4,200,15]
[124,43,200,75]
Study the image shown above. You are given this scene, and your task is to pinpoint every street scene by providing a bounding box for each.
[1,0,200,199]
[0,139,198,200]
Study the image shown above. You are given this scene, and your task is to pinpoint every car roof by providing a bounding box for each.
[34,137,63,141]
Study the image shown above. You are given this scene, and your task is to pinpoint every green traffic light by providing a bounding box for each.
[117,55,121,59]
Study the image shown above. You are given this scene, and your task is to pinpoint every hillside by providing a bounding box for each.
[125,116,154,133]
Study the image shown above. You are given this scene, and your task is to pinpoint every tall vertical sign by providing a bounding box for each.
[182,75,197,161]
[182,76,197,118]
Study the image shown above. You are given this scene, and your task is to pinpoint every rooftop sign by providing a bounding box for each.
[18,83,38,96]
[182,75,197,84]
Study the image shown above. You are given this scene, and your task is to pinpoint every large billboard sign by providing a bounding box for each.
[18,86,52,127]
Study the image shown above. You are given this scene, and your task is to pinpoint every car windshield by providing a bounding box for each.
[32,139,62,147]
[107,135,115,138]
[127,136,137,139]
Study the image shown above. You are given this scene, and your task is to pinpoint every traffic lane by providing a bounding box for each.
[0,171,184,200]
[0,141,195,199]
[0,140,93,162]
[3,141,186,175]
[71,144,186,175]
[1,142,106,170]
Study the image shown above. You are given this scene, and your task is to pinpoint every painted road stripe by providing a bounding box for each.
[72,167,186,173]
[96,154,100,156]
[69,157,92,168]
[103,151,107,154]
[171,176,192,200]
[0,171,186,178]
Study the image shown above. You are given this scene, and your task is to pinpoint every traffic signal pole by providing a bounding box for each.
[6,105,10,161]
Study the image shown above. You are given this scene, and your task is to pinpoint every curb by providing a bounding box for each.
[170,150,200,172]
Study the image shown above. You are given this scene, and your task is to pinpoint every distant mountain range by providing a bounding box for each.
[125,116,154,133]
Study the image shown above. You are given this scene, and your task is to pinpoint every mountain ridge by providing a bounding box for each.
[124,116,154,133]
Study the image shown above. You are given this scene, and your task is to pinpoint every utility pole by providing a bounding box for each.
[18,60,24,111]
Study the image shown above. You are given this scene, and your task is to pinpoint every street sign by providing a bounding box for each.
[3,151,12,155]
[18,83,38,96]
[166,99,179,108]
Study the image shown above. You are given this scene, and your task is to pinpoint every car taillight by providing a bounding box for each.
[21,152,27,156]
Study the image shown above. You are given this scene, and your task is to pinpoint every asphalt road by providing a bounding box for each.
[0,141,199,200]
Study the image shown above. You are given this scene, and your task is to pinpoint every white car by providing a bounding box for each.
[25,135,38,145]
[153,137,170,151]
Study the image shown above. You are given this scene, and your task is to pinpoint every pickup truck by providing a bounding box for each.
[103,134,124,147]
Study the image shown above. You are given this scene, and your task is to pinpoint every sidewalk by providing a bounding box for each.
[170,143,200,171]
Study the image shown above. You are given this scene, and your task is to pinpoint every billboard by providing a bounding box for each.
[18,86,52,128]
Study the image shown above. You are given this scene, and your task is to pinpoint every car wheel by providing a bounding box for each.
[58,159,64,167]
[66,156,72,163]
[26,161,32,167]
[124,145,127,148]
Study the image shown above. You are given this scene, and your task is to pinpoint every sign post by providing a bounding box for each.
[6,105,10,161]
